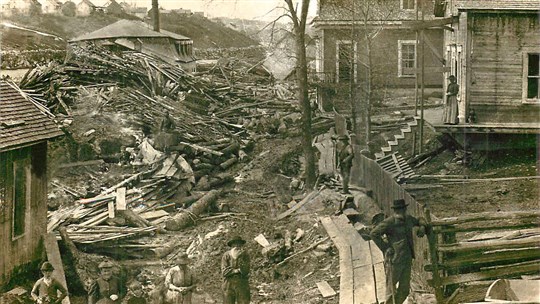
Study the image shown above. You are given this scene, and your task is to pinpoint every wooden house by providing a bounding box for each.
[0,81,63,286]
[105,0,124,16]
[435,0,540,149]
[312,0,445,112]
[6,0,42,15]
[76,0,95,16]
[41,0,62,14]
[69,19,197,72]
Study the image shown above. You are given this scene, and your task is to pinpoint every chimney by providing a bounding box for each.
[152,0,159,32]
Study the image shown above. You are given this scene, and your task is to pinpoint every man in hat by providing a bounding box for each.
[336,134,353,194]
[370,199,427,304]
[88,261,126,304]
[443,75,459,124]
[221,235,250,304]
[164,252,195,304]
[31,262,68,304]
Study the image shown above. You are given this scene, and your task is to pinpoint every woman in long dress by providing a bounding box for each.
[443,75,459,124]
[164,253,195,304]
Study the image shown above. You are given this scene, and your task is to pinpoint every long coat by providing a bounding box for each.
[221,249,250,304]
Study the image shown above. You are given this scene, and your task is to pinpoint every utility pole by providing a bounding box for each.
[412,0,419,156]
[419,0,425,153]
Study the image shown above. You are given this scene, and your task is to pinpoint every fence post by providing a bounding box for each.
[425,208,444,302]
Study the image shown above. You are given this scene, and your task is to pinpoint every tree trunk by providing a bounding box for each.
[295,22,316,188]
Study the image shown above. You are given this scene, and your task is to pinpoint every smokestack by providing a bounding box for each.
[152,0,160,32]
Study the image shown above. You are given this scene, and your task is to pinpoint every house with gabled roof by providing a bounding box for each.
[76,0,95,16]
[69,19,197,71]
[432,0,540,149]
[41,0,62,14]
[105,0,124,16]
[0,80,63,286]
[6,0,42,15]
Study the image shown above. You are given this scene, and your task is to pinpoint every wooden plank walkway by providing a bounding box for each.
[321,215,385,304]
[44,233,71,304]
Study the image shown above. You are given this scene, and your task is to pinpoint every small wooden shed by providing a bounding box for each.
[0,81,63,286]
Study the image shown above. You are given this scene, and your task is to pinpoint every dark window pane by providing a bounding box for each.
[338,43,354,82]
[13,162,26,237]
[528,54,539,76]
[527,78,539,98]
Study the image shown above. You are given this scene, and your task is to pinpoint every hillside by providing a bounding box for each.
[1,12,259,51]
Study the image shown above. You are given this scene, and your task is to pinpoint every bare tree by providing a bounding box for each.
[282,0,316,188]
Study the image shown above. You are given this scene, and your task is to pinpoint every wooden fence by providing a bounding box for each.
[352,152,433,291]
[351,151,540,303]
[425,210,540,303]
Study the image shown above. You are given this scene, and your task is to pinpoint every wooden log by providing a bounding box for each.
[220,141,240,156]
[117,209,151,228]
[433,247,540,270]
[436,261,540,286]
[219,156,238,170]
[58,226,80,263]
[179,141,224,156]
[165,190,222,231]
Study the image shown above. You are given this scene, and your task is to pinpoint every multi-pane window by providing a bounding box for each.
[337,41,355,83]
[401,0,415,10]
[526,53,539,100]
[399,41,416,77]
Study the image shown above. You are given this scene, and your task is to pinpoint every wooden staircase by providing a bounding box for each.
[374,116,420,160]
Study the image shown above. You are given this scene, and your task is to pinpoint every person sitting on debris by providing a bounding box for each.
[31,262,68,304]
[336,134,354,194]
[370,199,427,304]
[159,111,175,132]
[222,235,251,304]
[122,281,147,304]
[88,261,126,304]
[164,252,196,304]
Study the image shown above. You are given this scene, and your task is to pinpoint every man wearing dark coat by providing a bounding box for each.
[88,261,126,304]
[370,199,427,304]
[336,134,353,194]
[221,235,250,304]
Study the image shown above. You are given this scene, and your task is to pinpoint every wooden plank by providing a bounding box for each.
[436,247,540,270]
[437,262,540,286]
[43,233,71,304]
[116,187,126,210]
[316,281,337,298]
[108,200,115,219]
[57,159,104,168]
[139,210,169,220]
[437,236,540,253]
[276,190,320,221]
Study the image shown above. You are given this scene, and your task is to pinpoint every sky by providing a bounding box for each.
[0,0,318,21]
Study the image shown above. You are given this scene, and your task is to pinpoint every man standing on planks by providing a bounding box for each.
[336,134,353,194]
[370,199,427,304]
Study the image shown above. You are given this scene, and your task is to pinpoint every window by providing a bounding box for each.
[401,0,415,10]
[524,53,539,102]
[336,41,356,83]
[399,40,416,77]
[12,159,28,239]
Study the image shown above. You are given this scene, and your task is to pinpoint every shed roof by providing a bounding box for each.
[70,19,191,42]
[456,0,540,11]
[0,81,63,152]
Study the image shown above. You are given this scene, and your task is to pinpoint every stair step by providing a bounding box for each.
[402,126,412,133]
[388,140,399,146]
[381,146,393,152]
[394,134,405,140]
[375,152,385,159]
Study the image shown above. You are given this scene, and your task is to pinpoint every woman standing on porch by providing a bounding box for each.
[443,75,459,124]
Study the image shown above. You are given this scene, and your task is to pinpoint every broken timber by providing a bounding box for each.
[165,190,222,230]
[276,190,321,221]
[44,233,71,304]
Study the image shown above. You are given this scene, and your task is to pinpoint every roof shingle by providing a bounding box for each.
[0,81,63,152]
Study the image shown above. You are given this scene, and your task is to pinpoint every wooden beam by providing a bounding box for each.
[421,31,445,64]
[44,233,71,304]
[437,236,540,253]
[402,17,453,30]
[428,247,540,270]
[431,210,539,226]
[436,261,540,286]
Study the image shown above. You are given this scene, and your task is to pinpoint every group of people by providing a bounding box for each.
[32,235,251,304]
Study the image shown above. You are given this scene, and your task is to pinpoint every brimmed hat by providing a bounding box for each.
[447,75,456,80]
[98,261,114,269]
[175,252,190,265]
[338,135,349,141]
[227,235,246,247]
[41,262,54,272]
[391,199,408,209]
